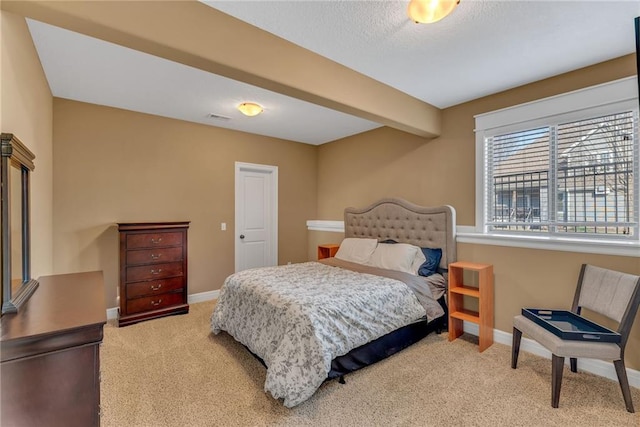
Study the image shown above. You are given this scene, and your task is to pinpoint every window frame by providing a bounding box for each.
[473,77,639,255]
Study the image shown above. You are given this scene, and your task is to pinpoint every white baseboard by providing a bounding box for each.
[462,321,640,389]
[188,290,220,304]
[105,289,220,320]
[106,306,119,320]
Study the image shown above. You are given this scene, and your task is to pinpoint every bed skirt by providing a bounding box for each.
[327,295,447,379]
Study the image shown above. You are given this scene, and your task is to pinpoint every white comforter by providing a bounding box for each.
[210,261,442,407]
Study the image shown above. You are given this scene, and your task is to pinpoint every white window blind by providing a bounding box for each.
[486,112,637,238]
[476,77,639,243]
[555,112,636,236]
[487,127,550,230]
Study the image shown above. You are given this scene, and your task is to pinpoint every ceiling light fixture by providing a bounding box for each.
[237,102,263,117]
[408,0,460,24]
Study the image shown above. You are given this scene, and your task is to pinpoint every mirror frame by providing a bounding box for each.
[1,133,38,315]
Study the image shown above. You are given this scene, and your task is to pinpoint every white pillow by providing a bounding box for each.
[411,248,427,275]
[366,243,420,274]
[334,238,378,265]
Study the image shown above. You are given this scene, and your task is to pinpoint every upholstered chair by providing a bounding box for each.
[511,264,640,413]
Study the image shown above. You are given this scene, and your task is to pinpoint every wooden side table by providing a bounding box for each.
[317,244,340,260]
[448,261,494,352]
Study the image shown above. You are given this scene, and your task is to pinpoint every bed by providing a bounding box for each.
[211,198,456,407]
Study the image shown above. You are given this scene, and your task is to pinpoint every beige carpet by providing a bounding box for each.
[101,301,640,426]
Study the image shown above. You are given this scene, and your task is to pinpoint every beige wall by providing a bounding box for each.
[317,126,455,219]
[315,54,640,370]
[0,11,53,284]
[52,99,317,308]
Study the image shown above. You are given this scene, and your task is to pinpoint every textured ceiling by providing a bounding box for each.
[207,0,639,108]
[26,0,640,145]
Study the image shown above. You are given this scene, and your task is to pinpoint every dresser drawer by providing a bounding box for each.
[126,262,183,282]
[126,277,184,299]
[126,232,182,249]
[126,292,184,315]
[126,247,183,266]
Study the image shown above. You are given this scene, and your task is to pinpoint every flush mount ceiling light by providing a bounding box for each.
[408,0,460,24]
[237,102,263,117]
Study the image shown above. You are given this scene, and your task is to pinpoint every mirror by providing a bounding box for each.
[10,165,22,295]
[1,133,38,315]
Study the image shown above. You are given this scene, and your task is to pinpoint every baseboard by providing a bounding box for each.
[106,306,119,320]
[188,290,220,304]
[105,290,220,320]
[462,321,640,389]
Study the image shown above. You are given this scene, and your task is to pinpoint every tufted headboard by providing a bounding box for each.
[344,198,457,271]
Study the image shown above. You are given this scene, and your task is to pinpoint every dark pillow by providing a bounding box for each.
[379,239,398,244]
[418,248,442,277]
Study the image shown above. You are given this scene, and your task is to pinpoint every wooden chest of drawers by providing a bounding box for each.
[118,222,190,326]
[1,271,106,427]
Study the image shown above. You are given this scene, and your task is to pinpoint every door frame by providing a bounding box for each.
[234,161,278,272]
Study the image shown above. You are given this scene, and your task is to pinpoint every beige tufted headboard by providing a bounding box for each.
[344,198,457,270]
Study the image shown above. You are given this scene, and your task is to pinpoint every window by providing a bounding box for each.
[475,77,639,243]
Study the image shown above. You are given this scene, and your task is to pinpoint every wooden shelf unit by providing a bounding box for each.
[448,261,494,352]
[317,244,340,260]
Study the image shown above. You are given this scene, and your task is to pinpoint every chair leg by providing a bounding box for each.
[551,355,564,408]
[613,359,635,413]
[570,357,577,373]
[512,327,522,369]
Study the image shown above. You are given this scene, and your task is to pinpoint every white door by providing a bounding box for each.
[235,162,278,272]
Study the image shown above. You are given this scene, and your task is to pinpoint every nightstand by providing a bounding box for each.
[317,244,340,260]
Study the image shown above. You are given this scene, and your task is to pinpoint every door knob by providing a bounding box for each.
[240,234,245,239]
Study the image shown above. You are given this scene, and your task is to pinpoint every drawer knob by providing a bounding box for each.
[150,299,162,306]
[151,268,163,275]
[151,237,163,244]
[150,253,161,260]
[150,283,162,291]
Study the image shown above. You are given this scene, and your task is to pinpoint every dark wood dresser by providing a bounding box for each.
[0,271,106,427]
[118,222,189,326]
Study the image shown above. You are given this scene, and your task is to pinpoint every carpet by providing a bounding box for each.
[100,301,640,426]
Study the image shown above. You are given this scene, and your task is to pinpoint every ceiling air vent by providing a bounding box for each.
[208,113,231,121]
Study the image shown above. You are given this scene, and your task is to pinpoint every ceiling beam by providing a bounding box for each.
[2,0,441,138]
